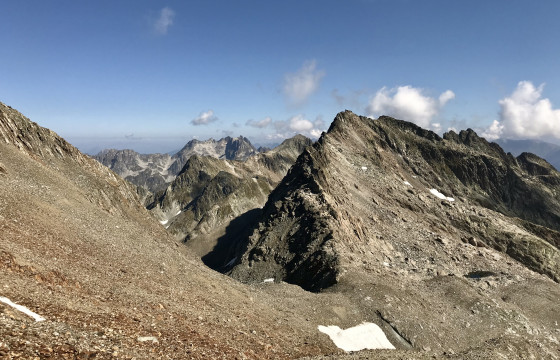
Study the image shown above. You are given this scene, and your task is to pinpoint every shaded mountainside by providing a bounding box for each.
[93,136,258,193]
[226,110,560,357]
[146,135,313,266]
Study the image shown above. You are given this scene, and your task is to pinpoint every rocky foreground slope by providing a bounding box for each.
[228,111,560,357]
[94,136,258,193]
[0,102,372,359]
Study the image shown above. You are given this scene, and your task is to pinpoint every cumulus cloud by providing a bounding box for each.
[191,110,217,126]
[283,60,325,106]
[246,117,272,128]
[481,120,504,141]
[366,86,455,129]
[439,90,456,106]
[485,81,560,140]
[154,7,175,35]
[288,115,314,132]
[268,114,325,139]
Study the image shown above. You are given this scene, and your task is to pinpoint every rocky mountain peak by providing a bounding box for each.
[229,110,560,292]
[0,102,83,163]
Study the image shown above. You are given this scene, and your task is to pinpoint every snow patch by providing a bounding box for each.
[318,322,395,351]
[137,336,159,343]
[429,188,454,202]
[0,296,45,322]
[263,278,274,283]
[225,257,237,268]
[175,210,182,216]
[159,219,169,225]
[403,181,412,187]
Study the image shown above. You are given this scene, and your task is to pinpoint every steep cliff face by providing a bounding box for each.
[497,138,560,171]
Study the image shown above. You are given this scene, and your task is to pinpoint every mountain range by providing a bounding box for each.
[93,136,258,193]
[1,102,559,359]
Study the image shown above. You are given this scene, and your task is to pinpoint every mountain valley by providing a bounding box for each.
[1,102,559,359]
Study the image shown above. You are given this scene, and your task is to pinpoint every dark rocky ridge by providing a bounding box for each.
[230,110,560,290]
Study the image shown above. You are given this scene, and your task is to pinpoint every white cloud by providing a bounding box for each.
[191,110,217,126]
[283,60,325,106]
[246,117,272,128]
[481,120,504,140]
[289,115,314,132]
[331,89,345,105]
[268,114,325,139]
[310,129,323,138]
[154,7,175,35]
[431,123,442,134]
[366,86,455,128]
[439,90,456,106]
[488,81,560,139]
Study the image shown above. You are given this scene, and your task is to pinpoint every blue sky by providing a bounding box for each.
[2,1,560,153]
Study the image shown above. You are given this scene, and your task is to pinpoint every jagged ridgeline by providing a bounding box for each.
[228,110,560,290]
[93,136,258,193]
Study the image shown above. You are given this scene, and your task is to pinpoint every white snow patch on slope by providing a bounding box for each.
[361,166,368,171]
[225,257,237,268]
[403,181,412,187]
[160,219,169,225]
[263,278,274,283]
[318,322,395,351]
[0,296,45,322]
[192,142,222,158]
[429,188,454,202]
[175,210,182,216]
